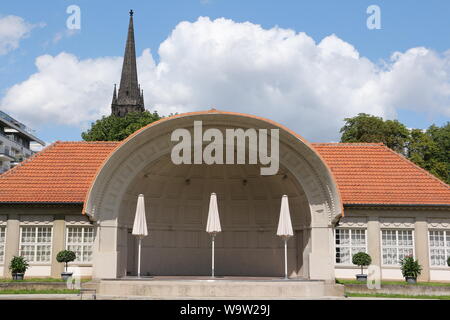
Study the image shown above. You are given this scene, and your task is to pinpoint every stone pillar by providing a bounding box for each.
[3,214,20,278]
[92,222,118,279]
[308,226,334,281]
[301,228,311,279]
[367,216,381,268]
[51,216,66,278]
[295,230,304,278]
[415,217,430,282]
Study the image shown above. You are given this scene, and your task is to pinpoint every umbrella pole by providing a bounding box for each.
[284,238,288,280]
[138,237,142,278]
[211,234,215,278]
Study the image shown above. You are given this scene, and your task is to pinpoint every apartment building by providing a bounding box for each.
[0,111,45,173]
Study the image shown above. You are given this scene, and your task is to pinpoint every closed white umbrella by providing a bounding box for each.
[132,194,148,278]
[206,193,221,277]
[277,195,294,279]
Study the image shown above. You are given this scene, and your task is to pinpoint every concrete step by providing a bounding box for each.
[96,279,345,298]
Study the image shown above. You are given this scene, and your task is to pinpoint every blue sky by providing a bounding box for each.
[0,0,449,144]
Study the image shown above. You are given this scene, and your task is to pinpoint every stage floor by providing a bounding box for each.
[109,276,316,282]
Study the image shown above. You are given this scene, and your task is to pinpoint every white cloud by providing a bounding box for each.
[0,52,121,126]
[1,17,450,142]
[0,15,42,55]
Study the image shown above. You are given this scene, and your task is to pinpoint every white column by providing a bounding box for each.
[415,218,430,282]
[92,222,119,279]
[308,226,334,281]
[51,216,65,277]
[367,216,381,268]
[3,214,20,278]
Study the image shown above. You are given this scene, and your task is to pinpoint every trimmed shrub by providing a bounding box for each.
[352,252,372,275]
[56,250,76,272]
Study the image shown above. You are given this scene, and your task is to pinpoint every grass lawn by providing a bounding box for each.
[336,278,450,287]
[346,292,450,300]
[0,289,80,295]
[0,277,90,283]
[0,277,63,283]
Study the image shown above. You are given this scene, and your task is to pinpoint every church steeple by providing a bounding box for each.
[111,10,145,117]
[112,84,117,104]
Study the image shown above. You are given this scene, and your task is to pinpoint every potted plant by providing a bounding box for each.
[9,256,29,280]
[400,256,422,284]
[352,252,372,282]
[56,250,76,281]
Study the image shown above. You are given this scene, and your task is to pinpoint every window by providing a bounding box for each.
[381,229,414,265]
[19,226,52,263]
[429,230,450,266]
[66,227,94,263]
[0,226,5,263]
[335,229,367,264]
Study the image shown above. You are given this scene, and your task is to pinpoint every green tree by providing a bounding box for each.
[340,113,409,154]
[408,123,450,184]
[352,252,372,275]
[82,111,161,141]
[407,128,437,169]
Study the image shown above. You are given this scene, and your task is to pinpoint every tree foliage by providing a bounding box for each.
[340,113,409,154]
[82,111,161,141]
[341,114,450,184]
[352,252,372,267]
[56,250,76,264]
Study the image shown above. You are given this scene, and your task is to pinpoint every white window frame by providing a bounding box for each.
[380,229,415,266]
[0,226,6,264]
[19,226,53,264]
[65,226,94,263]
[428,229,450,267]
[334,228,368,266]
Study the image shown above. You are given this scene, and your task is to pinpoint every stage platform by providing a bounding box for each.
[91,276,345,299]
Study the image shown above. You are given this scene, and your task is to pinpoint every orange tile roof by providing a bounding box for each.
[0,141,118,203]
[0,141,449,206]
[313,143,450,206]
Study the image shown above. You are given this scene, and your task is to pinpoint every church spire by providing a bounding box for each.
[111,10,145,117]
[112,84,117,104]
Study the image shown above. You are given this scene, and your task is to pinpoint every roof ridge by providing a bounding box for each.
[380,144,450,189]
[56,141,121,144]
[312,142,385,146]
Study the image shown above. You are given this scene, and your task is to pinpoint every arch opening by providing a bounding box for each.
[119,156,311,277]
[85,111,342,280]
